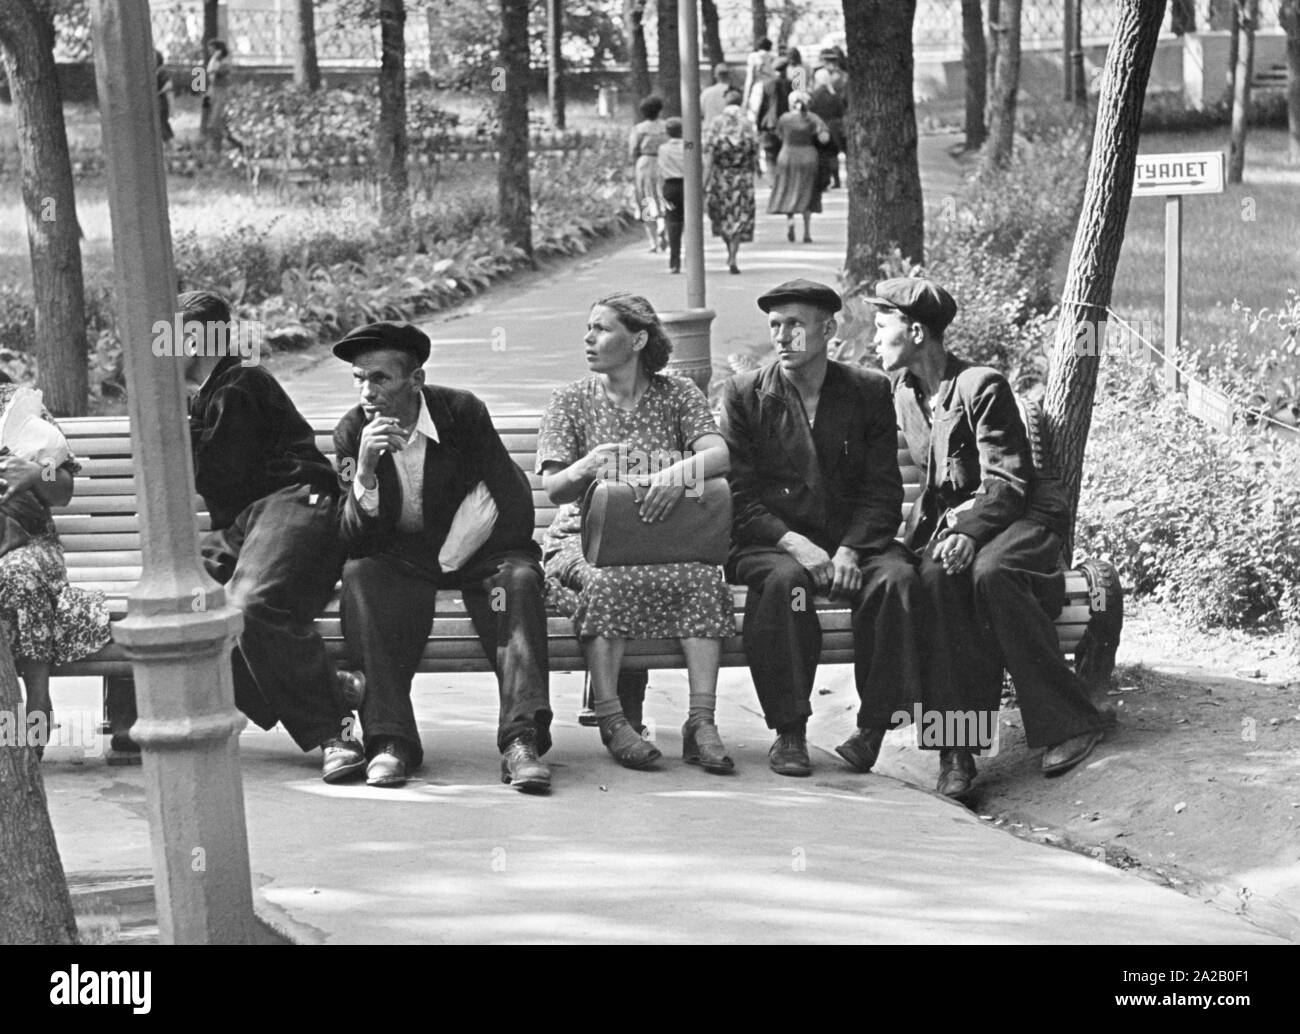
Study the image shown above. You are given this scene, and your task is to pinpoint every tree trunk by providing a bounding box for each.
[625,0,652,102]
[1282,0,1300,164]
[0,632,78,944]
[842,0,924,283]
[985,0,1000,127]
[701,0,725,68]
[0,0,88,417]
[377,0,408,229]
[203,0,219,47]
[657,0,681,116]
[498,0,532,258]
[293,0,320,92]
[1226,0,1240,100]
[962,0,987,149]
[751,0,768,45]
[547,0,565,129]
[983,0,1020,170]
[1228,0,1258,184]
[776,1,803,49]
[1170,0,1196,34]
[1042,0,1168,560]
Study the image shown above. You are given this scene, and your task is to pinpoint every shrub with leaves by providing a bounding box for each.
[1077,351,1300,632]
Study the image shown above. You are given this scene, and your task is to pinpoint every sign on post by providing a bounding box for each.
[1131,151,1226,392]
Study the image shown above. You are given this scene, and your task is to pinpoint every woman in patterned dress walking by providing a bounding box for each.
[704,89,760,275]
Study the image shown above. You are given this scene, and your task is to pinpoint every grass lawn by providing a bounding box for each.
[0,92,623,297]
[1109,127,1300,370]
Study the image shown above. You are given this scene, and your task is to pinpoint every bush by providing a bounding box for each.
[836,107,1089,392]
[1140,89,1290,133]
[1076,351,1300,632]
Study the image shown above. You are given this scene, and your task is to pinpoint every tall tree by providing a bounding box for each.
[1042,0,1168,557]
[985,0,999,127]
[203,0,218,45]
[701,0,724,68]
[0,0,88,416]
[656,0,681,116]
[377,0,409,228]
[961,0,987,149]
[0,637,77,944]
[775,0,808,49]
[983,0,1020,170]
[1282,0,1300,163]
[842,0,924,282]
[547,0,564,129]
[294,0,321,91]
[751,0,767,45]
[1228,0,1259,184]
[498,0,532,257]
[624,0,651,103]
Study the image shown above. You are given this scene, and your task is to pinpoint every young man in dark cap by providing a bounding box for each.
[332,322,553,792]
[181,290,366,784]
[869,276,1106,797]
[719,279,922,777]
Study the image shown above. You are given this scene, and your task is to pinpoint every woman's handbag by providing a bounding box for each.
[580,477,732,567]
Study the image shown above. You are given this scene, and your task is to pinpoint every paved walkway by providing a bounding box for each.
[43,671,1281,944]
[278,134,970,416]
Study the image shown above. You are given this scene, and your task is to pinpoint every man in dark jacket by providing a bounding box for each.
[182,290,365,784]
[869,277,1105,797]
[332,322,552,792]
[720,279,922,777]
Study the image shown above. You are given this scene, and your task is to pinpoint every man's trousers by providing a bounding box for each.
[731,543,922,731]
[339,549,552,768]
[917,518,1103,750]
[201,485,350,752]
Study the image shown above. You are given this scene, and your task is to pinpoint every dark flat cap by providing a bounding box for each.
[863,277,958,334]
[332,321,431,365]
[757,278,842,315]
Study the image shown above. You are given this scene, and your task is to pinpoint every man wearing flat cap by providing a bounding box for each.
[870,276,1105,797]
[332,322,553,792]
[720,279,923,777]
[181,290,366,785]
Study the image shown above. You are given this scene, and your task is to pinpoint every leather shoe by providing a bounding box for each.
[937,748,977,798]
[501,731,551,793]
[1041,729,1103,775]
[337,669,366,711]
[682,719,734,774]
[834,726,887,773]
[366,740,410,787]
[769,731,811,777]
[321,737,366,783]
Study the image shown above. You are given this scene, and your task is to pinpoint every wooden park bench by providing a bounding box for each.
[51,407,1123,763]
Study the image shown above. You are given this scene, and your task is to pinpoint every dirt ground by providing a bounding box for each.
[873,597,1300,942]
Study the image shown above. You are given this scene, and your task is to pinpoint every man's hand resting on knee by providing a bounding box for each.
[778,531,834,592]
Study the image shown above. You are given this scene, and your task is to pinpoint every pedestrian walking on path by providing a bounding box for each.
[629,95,668,254]
[705,91,760,275]
[767,91,831,244]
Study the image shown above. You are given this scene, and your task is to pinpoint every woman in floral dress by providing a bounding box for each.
[537,295,736,773]
[628,95,669,253]
[704,88,760,275]
[0,378,112,755]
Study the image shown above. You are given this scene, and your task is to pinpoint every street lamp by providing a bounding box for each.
[90,0,257,944]
[662,0,715,393]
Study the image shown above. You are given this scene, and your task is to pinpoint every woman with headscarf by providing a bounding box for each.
[767,89,831,244]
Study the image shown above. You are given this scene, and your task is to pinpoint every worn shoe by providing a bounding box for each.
[366,740,410,787]
[682,719,734,774]
[337,669,366,711]
[599,715,661,769]
[937,748,977,798]
[1041,729,1103,775]
[769,731,812,777]
[321,737,366,784]
[834,726,887,773]
[501,730,551,793]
